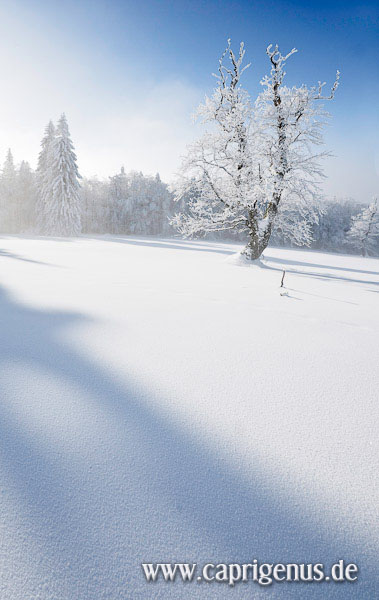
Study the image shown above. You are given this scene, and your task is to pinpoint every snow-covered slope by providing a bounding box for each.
[0,235,378,599]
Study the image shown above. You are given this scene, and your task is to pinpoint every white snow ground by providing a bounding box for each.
[0,235,378,599]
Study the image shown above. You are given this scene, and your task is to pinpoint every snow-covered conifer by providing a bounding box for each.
[127,170,173,235]
[2,148,16,181]
[43,114,82,235]
[346,199,379,256]
[37,121,55,175]
[80,176,110,233]
[0,149,17,231]
[36,121,56,232]
[17,160,36,231]
[108,166,129,233]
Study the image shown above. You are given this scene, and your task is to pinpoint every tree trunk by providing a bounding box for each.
[242,204,278,260]
[242,210,261,260]
[242,231,261,260]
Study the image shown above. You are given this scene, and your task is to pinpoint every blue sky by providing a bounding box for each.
[0,0,378,200]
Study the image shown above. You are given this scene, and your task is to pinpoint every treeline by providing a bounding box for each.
[0,111,180,238]
[211,197,379,256]
[272,198,379,256]
[80,169,176,236]
[0,150,36,233]
[0,156,177,237]
[0,115,377,255]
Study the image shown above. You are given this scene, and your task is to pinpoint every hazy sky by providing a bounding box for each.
[0,0,378,201]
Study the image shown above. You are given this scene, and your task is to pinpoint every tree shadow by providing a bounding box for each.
[4,234,236,256]
[0,248,58,267]
[265,255,379,278]
[262,260,379,287]
[0,234,83,243]
[0,286,376,598]
[83,235,236,255]
[285,288,359,305]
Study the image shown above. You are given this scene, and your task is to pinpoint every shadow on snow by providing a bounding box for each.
[263,254,379,279]
[0,285,376,598]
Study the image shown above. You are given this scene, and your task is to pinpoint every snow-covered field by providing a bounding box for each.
[0,235,378,599]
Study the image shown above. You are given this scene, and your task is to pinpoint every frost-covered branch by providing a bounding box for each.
[171,40,339,259]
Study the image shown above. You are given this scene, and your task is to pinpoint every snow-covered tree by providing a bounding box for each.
[172,41,339,259]
[80,176,110,233]
[2,148,16,182]
[271,195,321,248]
[36,120,55,231]
[0,149,17,231]
[108,166,130,233]
[152,172,175,235]
[80,169,174,236]
[126,170,173,235]
[43,114,82,235]
[0,151,38,232]
[171,41,254,243]
[249,46,339,259]
[311,197,359,252]
[17,160,36,231]
[346,199,379,256]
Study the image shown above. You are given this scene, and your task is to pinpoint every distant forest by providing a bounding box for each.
[0,124,377,256]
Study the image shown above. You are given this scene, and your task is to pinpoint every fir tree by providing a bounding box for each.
[17,161,36,232]
[2,149,16,181]
[108,166,129,233]
[0,149,17,231]
[44,114,82,235]
[36,120,56,232]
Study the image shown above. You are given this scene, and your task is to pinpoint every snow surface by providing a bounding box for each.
[0,235,378,599]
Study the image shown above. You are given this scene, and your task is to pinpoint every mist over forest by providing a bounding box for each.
[0,122,377,256]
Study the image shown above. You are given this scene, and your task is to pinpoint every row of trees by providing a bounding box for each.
[278,198,379,255]
[272,196,379,256]
[80,169,174,236]
[0,54,377,256]
[0,116,176,237]
[0,144,376,255]
[0,150,35,232]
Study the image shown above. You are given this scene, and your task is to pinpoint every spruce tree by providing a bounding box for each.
[36,121,56,232]
[44,114,82,235]
[2,149,16,180]
[108,166,129,233]
[0,149,17,231]
[18,161,36,231]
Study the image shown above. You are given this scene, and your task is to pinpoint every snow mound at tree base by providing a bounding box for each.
[225,251,266,268]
